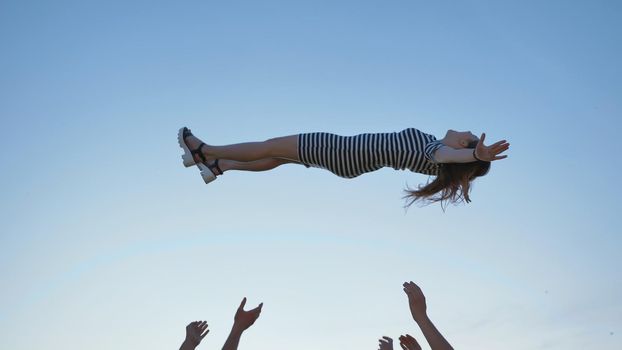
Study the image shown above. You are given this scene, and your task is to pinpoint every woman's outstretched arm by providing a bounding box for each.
[433,147,480,163]
[434,133,509,163]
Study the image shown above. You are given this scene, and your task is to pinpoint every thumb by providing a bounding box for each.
[238,297,247,311]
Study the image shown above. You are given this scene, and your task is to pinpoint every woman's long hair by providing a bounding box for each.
[404,141,491,208]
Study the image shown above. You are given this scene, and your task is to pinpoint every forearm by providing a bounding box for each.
[222,325,244,350]
[434,147,476,164]
[415,315,454,350]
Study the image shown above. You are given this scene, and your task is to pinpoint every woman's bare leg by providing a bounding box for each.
[185,134,299,163]
[218,158,297,173]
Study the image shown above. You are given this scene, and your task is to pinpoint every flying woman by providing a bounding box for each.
[177,127,509,206]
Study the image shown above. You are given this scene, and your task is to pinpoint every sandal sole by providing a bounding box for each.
[197,163,217,184]
[178,127,196,167]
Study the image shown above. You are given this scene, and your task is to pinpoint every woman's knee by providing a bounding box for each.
[264,136,298,159]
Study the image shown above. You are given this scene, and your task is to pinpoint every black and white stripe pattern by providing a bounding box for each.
[297,128,443,179]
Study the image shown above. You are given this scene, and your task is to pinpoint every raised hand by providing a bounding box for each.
[403,281,454,350]
[378,336,394,350]
[403,281,427,322]
[234,297,263,331]
[181,321,209,350]
[474,133,509,161]
[399,334,422,350]
[222,297,264,350]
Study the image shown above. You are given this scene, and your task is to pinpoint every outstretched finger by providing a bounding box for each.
[492,146,510,155]
[493,155,508,160]
[238,297,247,311]
[491,148,508,156]
[479,133,486,145]
[404,281,421,292]
[489,140,507,148]
[491,141,509,149]
[406,334,420,345]
[200,328,210,339]
[402,334,421,350]
[250,302,263,312]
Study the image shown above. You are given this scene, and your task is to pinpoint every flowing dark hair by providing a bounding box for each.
[404,141,491,208]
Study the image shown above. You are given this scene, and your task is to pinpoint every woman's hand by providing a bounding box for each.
[403,281,427,322]
[399,334,422,350]
[233,297,263,331]
[474,133,509,161]
[378,336,394,350]
[184,321,209,348]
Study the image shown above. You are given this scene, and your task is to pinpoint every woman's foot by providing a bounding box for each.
[178,127,222,184]
[197,159,223,184]
[178,127,211,167]
[185,135,210,164]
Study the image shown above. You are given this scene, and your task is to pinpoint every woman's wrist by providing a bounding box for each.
[180,339,197,350]
[472,149,482,161]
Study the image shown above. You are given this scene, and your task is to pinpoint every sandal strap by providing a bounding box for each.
[182,128,211,165]
[208,159,223,176]
[191,143,207,163]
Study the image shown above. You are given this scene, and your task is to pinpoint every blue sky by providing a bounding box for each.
[1,1,620,349]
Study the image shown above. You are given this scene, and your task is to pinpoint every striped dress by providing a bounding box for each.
[297,128,444,179]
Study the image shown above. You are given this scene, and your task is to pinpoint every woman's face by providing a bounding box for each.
[443,129,479,148]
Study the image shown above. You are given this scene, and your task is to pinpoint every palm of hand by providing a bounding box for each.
[403,282,427,320]
[185,321,209,346]
[378,336,394,350]
[475,133,510,161]
[399,334,422,350]
[234,297,263,330]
